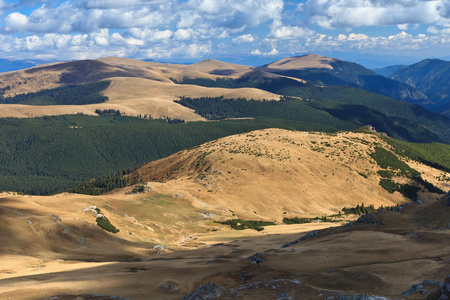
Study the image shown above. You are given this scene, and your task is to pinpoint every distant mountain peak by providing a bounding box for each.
[264,54,337,70]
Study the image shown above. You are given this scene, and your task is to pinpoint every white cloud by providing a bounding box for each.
[0,0,449,61]
[232,34,255,43]
[5,12,28,32]
[299,0,445,29]
[268,48,278,55]
[348,33,369,41]
[174,29,193,40]
[397,24,408,30]
[185,43,212,57]
[271,25,315,39]
[74,0,143,9]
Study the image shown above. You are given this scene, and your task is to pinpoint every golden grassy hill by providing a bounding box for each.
[0,128,449,299]
[127,128,447,221]
[264,54,336,70]
[0,57,279,119]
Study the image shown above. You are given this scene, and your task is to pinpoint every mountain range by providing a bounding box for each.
[389,58,450,115]
[0,53,449,299]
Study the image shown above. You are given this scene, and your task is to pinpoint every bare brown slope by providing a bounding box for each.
[127,129,446,221]
[0,189,448,300]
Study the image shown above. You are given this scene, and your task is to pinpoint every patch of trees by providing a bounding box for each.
[95,109,121,117]
[172,75,450,143]
[341,203,402,215]
[385,137,450,173]
[282,216,337,224]
[218,219,275,231]
[0,81,110,105]
[95,208,119,233]
[67,169,134,195]
[378,179,421,199]
[175,96,445,143]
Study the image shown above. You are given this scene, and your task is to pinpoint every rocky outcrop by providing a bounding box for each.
[181,282,228,300]
[281,231,319,248]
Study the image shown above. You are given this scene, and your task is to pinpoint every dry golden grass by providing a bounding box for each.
[264,54,336,70]
[0,129,448,299]
[128,129,436,221]
[0,57,279,119]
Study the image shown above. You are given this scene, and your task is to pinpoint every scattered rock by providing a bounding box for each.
[401,279,444,296]
[159,280,184,293]
[277,292,295,300]
[245,252,266,264]
[443,192,450,207]
[181,282,227,300]
[281,231,319,248]
[331,295,390,300]
[83,206,97,214]
[435,274,450,299]
[355,213,383,226]
[153,245,167,251]
[44,294,128,300]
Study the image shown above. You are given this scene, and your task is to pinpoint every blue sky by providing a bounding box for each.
[0,0,449,68]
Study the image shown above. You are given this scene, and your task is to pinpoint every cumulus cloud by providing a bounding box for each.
[173,28,193,40]
[5,12,28,32]
[298,0,445,29]
[1,0,450,61]
[270,25,315,39]
[232,34,255,43]
[268,48,279,55]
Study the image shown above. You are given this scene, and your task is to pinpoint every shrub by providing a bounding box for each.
[95,207,119,233]
[96,216,119,233]
[377,170,393,178]
[379,178,396,193]
[218,219,275,231]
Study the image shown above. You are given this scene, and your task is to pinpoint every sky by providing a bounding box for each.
[0,0,449,68]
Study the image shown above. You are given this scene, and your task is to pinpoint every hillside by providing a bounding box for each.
[390,58,450,113]
[0,57,278,119]
[126,128,447,220]
[373,64,406,77]
[260,54,427,104]
[0,128,448,299]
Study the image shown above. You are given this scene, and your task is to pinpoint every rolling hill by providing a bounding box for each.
[0,128,448,299]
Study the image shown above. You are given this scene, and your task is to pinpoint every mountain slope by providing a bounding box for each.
[261,54,427,104]
[126,128,446,220]
[0,128,448,299]
[373,64,406,77]
[390,58,450,112]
